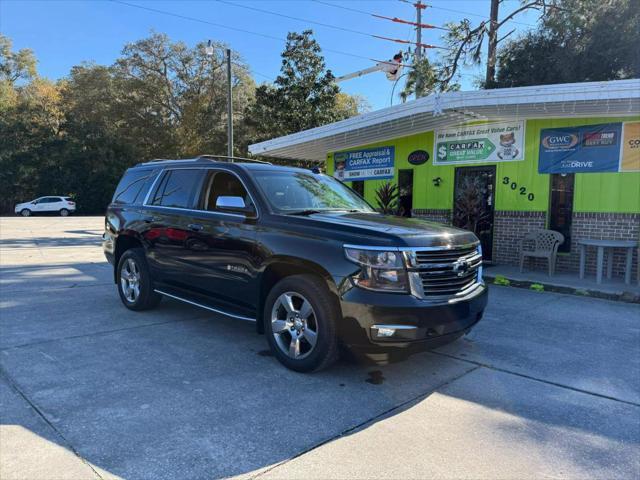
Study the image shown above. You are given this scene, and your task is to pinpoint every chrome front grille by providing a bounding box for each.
[411,245,482,297]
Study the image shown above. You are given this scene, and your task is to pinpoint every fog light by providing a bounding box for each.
[376,327,396,337]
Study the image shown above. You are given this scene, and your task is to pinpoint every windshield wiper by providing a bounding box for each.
[286,209,369,216]
[285,209,327,216]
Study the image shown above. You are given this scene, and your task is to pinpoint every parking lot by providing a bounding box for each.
[0,216,638,479]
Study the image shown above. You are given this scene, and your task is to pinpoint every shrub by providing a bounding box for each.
[493,275,511,286]
[375,182,399,215]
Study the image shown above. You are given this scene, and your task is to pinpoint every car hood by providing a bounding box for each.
[292,211,479,248]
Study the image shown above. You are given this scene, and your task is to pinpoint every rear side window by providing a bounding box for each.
[150,169,201,208]
[112,169,156,205]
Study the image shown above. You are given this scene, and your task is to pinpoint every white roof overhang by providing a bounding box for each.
[248,79,640,162]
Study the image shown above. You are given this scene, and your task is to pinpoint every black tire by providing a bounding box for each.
[264,274,340,373]
[59,208,69,217]
[20,209,31,217]
[116,248,162,311]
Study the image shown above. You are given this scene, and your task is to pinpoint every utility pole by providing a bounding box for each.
[226,48,234,158]
[415,0,423,97]
[485,0,499,87]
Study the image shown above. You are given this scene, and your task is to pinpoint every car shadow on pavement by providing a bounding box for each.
[0,233,102,248]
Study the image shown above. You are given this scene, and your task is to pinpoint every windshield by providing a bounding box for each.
[252,171,374,214]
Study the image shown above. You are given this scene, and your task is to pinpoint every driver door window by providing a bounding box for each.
[201,171,255,214]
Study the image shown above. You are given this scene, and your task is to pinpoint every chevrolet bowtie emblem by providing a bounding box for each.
[452,259,470,277]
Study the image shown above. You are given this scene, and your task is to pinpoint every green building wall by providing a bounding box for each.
[326,116,640,215]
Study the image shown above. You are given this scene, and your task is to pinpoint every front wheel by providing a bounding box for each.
[264,274,340,372]
[20,209,31,217]
[117,248,161,311]
[59,208,69,217]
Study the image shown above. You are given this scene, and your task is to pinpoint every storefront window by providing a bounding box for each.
[549,174,574,253]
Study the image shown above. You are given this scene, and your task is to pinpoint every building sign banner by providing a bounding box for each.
[621,121,640,172]
[538,122,624,174]
[434,121,525,165]
[333,146,395,181]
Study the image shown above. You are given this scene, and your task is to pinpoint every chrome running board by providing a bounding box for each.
[154,289,256,322]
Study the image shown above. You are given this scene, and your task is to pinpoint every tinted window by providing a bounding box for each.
[252,171,373,213]
[41,197,61,203]
[201,171,254,212]
[151,169,201,208]
[113,169,156,205]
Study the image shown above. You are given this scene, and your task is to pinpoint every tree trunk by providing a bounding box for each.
[485,0,500,87]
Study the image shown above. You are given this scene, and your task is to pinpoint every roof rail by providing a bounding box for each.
[197,154,272,165]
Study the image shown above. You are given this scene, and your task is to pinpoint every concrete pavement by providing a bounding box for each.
[1,216,638,479]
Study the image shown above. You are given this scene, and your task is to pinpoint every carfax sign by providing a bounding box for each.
[538,123,624,173]
[333,146,395,181]
[434,121,525,165]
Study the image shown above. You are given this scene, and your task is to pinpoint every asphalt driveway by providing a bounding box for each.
[1,216,638,479]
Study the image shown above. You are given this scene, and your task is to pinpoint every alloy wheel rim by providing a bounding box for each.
[120,258,141,303]
[271,292,318,360]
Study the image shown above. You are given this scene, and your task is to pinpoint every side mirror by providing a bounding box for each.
[31,201,37,204]
[215,196,255,216]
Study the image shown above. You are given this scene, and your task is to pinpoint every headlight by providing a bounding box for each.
[344,247,408,293]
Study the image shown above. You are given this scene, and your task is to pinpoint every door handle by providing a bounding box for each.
[143,216,159,223]
[188,223,204,232]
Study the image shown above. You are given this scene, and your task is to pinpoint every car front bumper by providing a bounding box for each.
[337,280,488,364]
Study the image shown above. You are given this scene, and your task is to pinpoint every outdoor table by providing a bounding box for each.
[578,239,638,285]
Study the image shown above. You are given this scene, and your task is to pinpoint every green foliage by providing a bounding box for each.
[0,35,36,84]
[493,275,511,286]
[530,283,545,292]
[494,0,640,87]
[0,31,363,213]
[246,30,363,144]
[375,182,399,215]
[400,56,459,102]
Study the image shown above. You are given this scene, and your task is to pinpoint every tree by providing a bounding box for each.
[494,0,640,87]
[0,32,259,213]
[246,30,364,143]
[438,0,556,89]
[400,56,459,102]
[0,34,36,84]
[112,32,255,157]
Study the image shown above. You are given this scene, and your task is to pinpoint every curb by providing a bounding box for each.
[484,274,640,304]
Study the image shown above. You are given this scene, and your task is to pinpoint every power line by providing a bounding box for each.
[312,0,449,31]
[216,0,372,39]
[216,0,449,50]
[109,0,377,64]
[398,0,538,28]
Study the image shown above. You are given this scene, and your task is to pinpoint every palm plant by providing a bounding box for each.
[375,182,399,215]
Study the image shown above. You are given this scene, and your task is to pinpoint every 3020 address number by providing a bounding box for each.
[503,177,535,201]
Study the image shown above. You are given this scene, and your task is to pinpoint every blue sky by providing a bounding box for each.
[1,0,541,110]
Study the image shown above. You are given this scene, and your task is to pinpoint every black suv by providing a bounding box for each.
[103,156,487,372]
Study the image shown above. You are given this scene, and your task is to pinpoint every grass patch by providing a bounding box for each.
[530,283,545,292]
[493,275,511,286]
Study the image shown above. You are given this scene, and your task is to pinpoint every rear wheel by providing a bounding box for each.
[265,275,340,372]
[59,208,69,217]
[20,209,31,217]
[117,248,161,311]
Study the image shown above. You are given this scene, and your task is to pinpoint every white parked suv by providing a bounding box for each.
[14,196,76,217]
